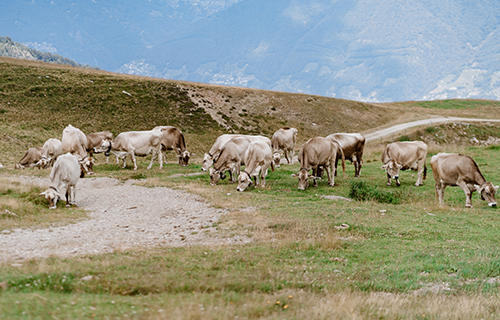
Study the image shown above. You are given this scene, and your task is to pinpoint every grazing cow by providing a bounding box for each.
[208,137,253,185]
[86,131,113,163]
[15,147,43,169]
[381,141,427,187]
[236,141,274,192]
[327,133,365,177]
[36,138,63,169]
[202,134,243,171]
[271,127,298,167]
[291,137,345,190]
[62,125,94,175]
[39,153,81,209]
[94,129,163,170]
[431,153,498,208]
[153,126,193,166]
[202,134,271,171]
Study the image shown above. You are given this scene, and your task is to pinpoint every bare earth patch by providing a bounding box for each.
[0,177,251,262]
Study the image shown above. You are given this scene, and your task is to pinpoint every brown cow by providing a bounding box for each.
[381,141,427,187]
[431,153,498,208]
[86,131,113,163]
[208,137,250,186]
[327,133,365,177]
[15,147,43,169]
[236,141,274,192]
[291,137,345,190]
[36,138,63,169]
[271,127,298,167]
[62,125,94,175]
[153,126,192,166]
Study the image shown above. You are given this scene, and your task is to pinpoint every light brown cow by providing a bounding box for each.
[15,147,43,169]
[153,126,193,166]
[271,127,298,167]
[202,134,271,171]
[431,153,498,208]
[208,136,254,185]
[36,138,63,169]
[236,141,274,192]
[39,153,81,209]
[291,137,345,190]
[94,129,163,170]
[86,131,113,163]
[62,125,94,175]
[381,141,427,187]
[327,133,365,177]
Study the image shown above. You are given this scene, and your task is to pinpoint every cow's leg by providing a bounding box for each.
[147,150,157,170]
[121,156,127,168]
[65,186,71,207]
[327,164,335,187]
[386,173,392,186]
[457,181,473,208]
[260,170,266,187]
[415,163,424,186]
[128,152,138,170]
[156,148,163,169]
[105,155,109,164]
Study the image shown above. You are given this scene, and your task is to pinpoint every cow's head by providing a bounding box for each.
[94,139,111,154]
[201,153,213,171]
[273,151,281,168]
[39,187,60,209]
[291,168,320,190]
[178,150,193,167]
[36,157,50,169]
[209,167,224,186]
[237,171,253,192]
[79,156,94,177]
[381,160,403,183]
[475,182,499,207]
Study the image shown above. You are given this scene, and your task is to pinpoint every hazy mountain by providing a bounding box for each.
[3,0,500,102]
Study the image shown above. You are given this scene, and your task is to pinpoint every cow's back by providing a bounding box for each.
[299,137,335,168]
[245,141,272,168]
[62,125,88,159]
[431,153,481,185]
[327,133,364,160]
[86,131,113,150]
[382,141,426,167]
[51,153,80,183]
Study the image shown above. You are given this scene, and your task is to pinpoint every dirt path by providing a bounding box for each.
[0,177,249,262]
[363,117,500,142]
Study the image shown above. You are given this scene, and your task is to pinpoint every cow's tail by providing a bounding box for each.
[423,164,427,180]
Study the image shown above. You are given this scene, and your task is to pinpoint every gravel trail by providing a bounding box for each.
[0,177,249,262]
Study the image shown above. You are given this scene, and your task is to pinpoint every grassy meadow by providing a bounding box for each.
[2,58,500,319]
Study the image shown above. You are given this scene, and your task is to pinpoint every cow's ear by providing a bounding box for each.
[495,185,500,192]
[39,191,46,196]
[291,173,298,178]
[313,176,322,180]
[474,184,481,191]
[397,164,403,169]
[380,165,387,170]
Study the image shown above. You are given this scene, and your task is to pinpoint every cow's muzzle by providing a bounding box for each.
[489,202,497,207]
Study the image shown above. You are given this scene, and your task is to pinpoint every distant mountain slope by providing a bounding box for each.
[0,36,97,69]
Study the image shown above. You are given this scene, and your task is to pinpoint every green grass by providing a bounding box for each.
[417,99,500,109]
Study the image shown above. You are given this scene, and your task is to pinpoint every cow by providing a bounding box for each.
[381,141,427,187]
[153,126,193,166]
[86,131,113,163]
[236,141,274,192]
[94,129,163,170]
[291,137,345,190]
[208,137,252,185]
[36,138,63,169]
[271,127,298,167]
[202,134,243,171]
[326,133,365,177]
[431,153,498,208]
[39,153,81,209]
[62,125,94,175]
[202,134,271,171]
[15,147,43,169]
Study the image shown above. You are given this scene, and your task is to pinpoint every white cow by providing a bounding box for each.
[36,138,63,169]
[62,125,94,174]
[236,141,274,192]
[271,127,298,167]
[94,129,163,170]
[39,153,81,209]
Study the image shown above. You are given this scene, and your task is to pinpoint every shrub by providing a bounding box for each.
[348,180,401,204]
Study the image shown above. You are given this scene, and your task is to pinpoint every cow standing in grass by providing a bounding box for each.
[431,153,498,208]
[236,141,274,192]
[271,127,298,167]
[154,126,193,166]
[381,141,427,187]
[327,133,365,177]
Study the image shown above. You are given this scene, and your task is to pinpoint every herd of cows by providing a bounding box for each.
[11,125,499,209]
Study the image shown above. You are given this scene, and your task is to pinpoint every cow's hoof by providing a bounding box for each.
[465,205,472,208]
[386,183,391,186]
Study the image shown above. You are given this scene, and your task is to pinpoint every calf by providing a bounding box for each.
[381,141,427,186]
[39,153,81,209]
[291,137,345,190]
[236,141,274,192]
[15,147,43,169]
[271,127,298,167]
[36,138,62,169]
[431,153,498,208]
